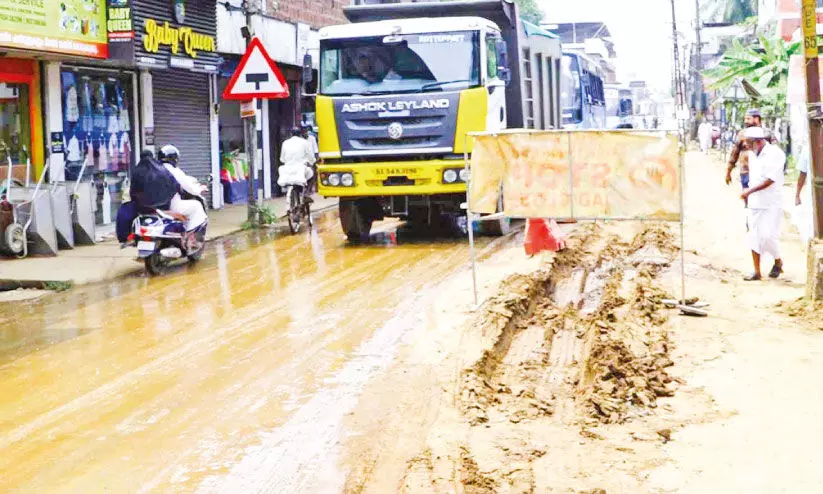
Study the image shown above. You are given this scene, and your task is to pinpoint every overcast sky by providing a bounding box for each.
[538,0,696,92]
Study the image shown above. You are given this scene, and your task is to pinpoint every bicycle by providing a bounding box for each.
[285,183,313,234]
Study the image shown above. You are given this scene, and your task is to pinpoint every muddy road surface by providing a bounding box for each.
[0,212,515,492]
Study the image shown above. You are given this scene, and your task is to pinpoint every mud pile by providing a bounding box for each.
[462,224,678,428]
[777,298,823,331]
[447,223,681,490]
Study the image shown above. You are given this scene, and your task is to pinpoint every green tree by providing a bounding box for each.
[701,0,757,24]
[516,0,544,25]
[702,35,801,119]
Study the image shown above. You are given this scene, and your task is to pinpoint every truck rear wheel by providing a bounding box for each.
[482,216,512,236]
[339,199,374,241]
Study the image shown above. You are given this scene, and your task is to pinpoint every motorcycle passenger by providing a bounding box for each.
[157,144,208,232]
[116,149,178,245]
[278,126,315,199]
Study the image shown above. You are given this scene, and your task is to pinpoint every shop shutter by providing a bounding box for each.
[152,70,212,201]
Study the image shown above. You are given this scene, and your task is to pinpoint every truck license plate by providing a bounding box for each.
[137,241,156,251]
[375,167,418,177]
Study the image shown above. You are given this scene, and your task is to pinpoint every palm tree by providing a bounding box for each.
[701,0,757,24]
[702,35,801,118]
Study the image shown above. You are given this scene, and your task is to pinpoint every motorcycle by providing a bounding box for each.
[129,191,208,276]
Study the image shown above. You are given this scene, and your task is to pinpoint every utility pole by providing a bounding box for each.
[692,0,703,136]
[671,0,686,144]
[242,0,259,224]
[802,0,823,299]
[803,0,823,237]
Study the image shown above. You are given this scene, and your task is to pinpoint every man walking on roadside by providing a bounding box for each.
[726,108,775,191]
[740,127,785,281]
[698,119,713,153]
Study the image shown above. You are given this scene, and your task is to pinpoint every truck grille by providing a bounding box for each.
[333,93,460,157]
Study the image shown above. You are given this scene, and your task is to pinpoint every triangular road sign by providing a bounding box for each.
[223,37,290,101]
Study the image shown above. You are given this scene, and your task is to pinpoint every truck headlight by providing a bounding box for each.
[459,168,470,182]
[341,173,354,187]
[443,169,458,184]
[328,173,341,186]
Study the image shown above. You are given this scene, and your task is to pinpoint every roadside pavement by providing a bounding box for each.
[646,151,823,491]
[0,195,338,288]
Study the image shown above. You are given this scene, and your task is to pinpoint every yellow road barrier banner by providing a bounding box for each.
[469,131,681,220]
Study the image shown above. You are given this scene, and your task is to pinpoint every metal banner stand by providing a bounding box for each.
[463,136,479,307]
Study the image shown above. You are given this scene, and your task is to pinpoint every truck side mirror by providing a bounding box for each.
[497,67,512,86]
[495,39,511,86]
[302,53,314,86]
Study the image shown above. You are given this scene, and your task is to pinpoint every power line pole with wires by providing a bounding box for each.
[801,0,823,299]
[692,0,703,137]
[671,0,687,144]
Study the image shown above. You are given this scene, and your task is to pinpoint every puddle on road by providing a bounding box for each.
[0,208,516,491]
[0,210,475,365]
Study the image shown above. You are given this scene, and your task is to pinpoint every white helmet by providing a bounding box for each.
[159,144,181,166]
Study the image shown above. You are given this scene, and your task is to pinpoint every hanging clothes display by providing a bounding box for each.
[65,85,79,123]
[61,68,136,225]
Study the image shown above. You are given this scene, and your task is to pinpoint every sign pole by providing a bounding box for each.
[244,105,258,224]
[222,13,289,227]
[244,6,258,225]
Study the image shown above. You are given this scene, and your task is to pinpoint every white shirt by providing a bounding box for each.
[280,136,314,168]
[307,133,319,157]
[163,163,202,197]
[698,122,712,139]
[748,143,785,210]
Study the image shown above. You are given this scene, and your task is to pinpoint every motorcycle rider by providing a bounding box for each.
[157,144,208,233]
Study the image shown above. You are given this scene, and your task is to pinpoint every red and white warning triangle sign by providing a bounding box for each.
[223,37,290,100]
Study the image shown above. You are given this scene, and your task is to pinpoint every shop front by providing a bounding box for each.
[128,0,221,205]
[0,0,109,183]
[0,59,43,181]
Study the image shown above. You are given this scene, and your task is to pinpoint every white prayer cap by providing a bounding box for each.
[743,126,766,140]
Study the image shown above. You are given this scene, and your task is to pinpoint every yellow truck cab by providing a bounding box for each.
[315,0,561,240]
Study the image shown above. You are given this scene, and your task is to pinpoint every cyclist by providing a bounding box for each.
[278,126,315,201]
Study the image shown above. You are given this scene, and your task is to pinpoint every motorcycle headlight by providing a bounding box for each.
[328,173,341,186]
[341,173,354,187]
[443,169,458,184]
[459,168,470,182]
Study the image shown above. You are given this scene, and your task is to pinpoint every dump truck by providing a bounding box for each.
[314,0,562,240]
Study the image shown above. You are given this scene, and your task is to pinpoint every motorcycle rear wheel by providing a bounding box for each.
[144,253,168,276]
[187,230,206,262]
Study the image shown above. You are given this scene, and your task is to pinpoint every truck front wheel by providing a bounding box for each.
[339,199,374,241]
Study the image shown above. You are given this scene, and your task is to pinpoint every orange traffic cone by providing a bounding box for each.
[524,218,566,256]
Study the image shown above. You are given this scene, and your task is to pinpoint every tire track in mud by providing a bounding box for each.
[401,223,682,493]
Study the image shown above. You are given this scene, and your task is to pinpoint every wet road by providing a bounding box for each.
[0,212,498,492]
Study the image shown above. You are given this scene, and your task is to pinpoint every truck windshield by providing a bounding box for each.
[560,54,581,124]
[320,31,480,96]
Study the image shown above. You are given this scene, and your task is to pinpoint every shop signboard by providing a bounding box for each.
[0,0,108,58]
[107,0,135,62]
[129,0,220,72]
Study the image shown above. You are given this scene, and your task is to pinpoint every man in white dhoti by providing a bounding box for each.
[740,127,785,280]
[698,119,713,154]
